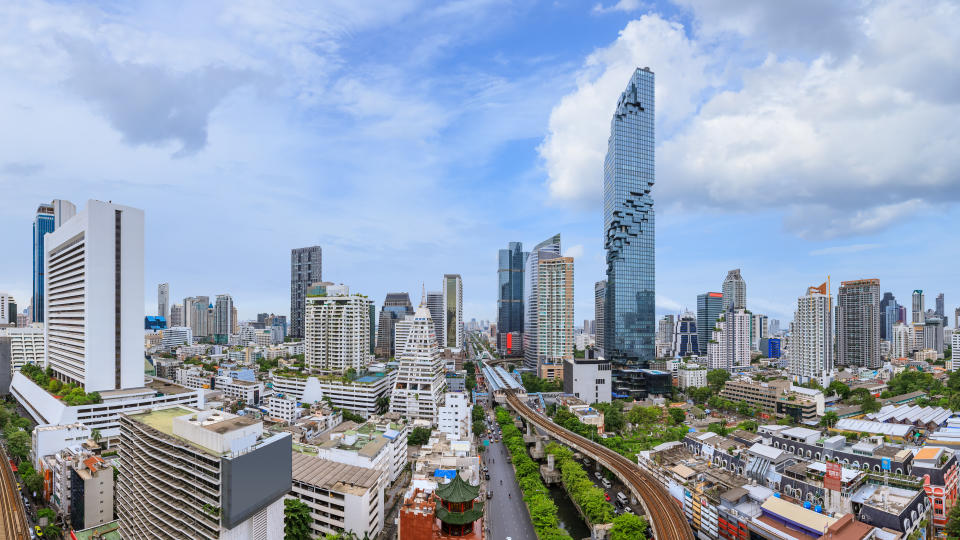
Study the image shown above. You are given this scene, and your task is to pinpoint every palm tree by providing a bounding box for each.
[91,428,102,448]
[375,396,390,414]
[820,411,839,428]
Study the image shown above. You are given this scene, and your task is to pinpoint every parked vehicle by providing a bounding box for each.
[601,478,611,489]
[617,492,628,505]
[594,471,602,480]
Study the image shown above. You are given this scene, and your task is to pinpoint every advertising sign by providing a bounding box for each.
[881,457,891,471]
[825,462,842,491]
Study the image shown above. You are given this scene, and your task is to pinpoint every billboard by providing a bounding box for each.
[825,462,842,491]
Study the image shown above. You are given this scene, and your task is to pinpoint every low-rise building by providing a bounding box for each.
[161,326,193,350]
[561,357,611,404]
[271,370,394,416]
[31,423,91,470]
[437,392,471,440]
[289,452,385,539]
[677,362,707,389]
[413,431,481,486]
[0,326,44,373]
[306,414,409,483]
[69,454,115,531]
[556,396,605,435]
[266,396,303,423]
[719,378,819,422]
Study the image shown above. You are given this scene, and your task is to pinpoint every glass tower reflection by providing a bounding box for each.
[604,67,655,366]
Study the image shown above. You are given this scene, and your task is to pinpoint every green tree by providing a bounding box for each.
[736,401,752,416]
[7,429,30,461]
[610,513,647,540]
[861,393,881,414]
[472,420,485,436]
[706,369,730,392]
[407,426,432,446]
[820,411,839,428]
[42,524,62,539]
[707,422,729,436]
[284,498,312,540]
[91,428,103,447]
[375,396,390,415]
[667,407,686,426]
[738,420,758,432]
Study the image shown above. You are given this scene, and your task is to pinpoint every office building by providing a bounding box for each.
[158,282,169,321]
[766,337,782,359]
[290,245,322,339]
[390,303,446,422]
[836,279,881,369]
[213,294,233,343]
[33,199,75,323]
[0,326,44,374]
[169,303,184,328]
[304,285,374,373]
[43,200,144,392]
[523,234,561,369]
[183,296,210,339]
[437,392,472,440]
[497,241,527,355]
[677,362,707,389]
[884,302,901,343]
[375,293,414,358]
[722,269,746,311]
[673,312,699,357]
[656,314,675,358]
[707,308,751,371]
[272,370,393,416]
[697,292,723,355]
[536,256,574,377]
[426,291,444,348]
[594,280,606,357]
[394,315,414,356]
[161,326,193,351]
[791,282,833,385]
[603,68,655,367]
[912,290,925,324]
[936,293,945,318]
[0,292,13,326]
[925,317,945,354]
[118,407,290,539]
[880,292,896,340]
[951,334,960,371]
[562,357,611,404]
[290,453,385,539]
[443,274,463,350]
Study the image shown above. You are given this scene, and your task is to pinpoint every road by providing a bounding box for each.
[0,446,31,539]
[505,391,694,540]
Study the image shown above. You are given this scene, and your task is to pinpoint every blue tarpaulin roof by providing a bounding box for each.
[434,469,457,479]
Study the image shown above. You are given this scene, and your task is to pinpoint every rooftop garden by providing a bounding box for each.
[21,364,102,405]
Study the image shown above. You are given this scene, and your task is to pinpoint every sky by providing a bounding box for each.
[0,0,958,327]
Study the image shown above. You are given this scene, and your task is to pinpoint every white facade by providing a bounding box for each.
[304,289,374,373]
[31,422,90,469]
[390,304,447,422]
[312,416,409,483]
[0,292,11,324]
[44,200,145,392]
[272,372,394,416]
[437,392,471,440]
[266,396,303,422]
[677,363,707,389]
[290,453,385,539]
[536,256,574,366]
[951,333,960,371]
[563,358,611,404]
[213,294,234,337]
[791,285,834,386]
[158,283,169,321]
[707,308,750,371]
[1,326,44,373]
[891,323,913,360]
[394,315,414,355]
[722,269,746,311]
[442,274,464,350]
[161,326,193,350]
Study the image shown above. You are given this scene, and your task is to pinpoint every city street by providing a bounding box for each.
[484,436,537,540]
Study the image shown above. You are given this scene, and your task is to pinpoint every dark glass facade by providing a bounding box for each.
[32,207,55,322]
[604,68,655,367]
[497,242,527,354]
[290,246,322,338]
[697,292,723,355]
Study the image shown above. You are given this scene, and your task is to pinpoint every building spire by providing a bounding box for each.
[420,282,426,307]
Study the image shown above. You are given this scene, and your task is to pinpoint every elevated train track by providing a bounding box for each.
[505,390,694,540]
[0,446,30,539]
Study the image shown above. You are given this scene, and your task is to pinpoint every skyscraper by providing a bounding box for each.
[594,281,607,358]
[375,293,414,358]
[722,269,746,311]
[603,67,655,367]
[390,302,446,422]
[879,292,895,340]
[290,246,322,339]
[43,200,144,392]
[304,285,374,373]
[523,234,561,369]
[443,274,463,350]
[158,283,169,322]
[183,296,210,338]
[791,282,833,385]
[836,279,881,369]
[536,256,574,378]
[426,291,444,348]
[213,294,233,343]
[912,290,925,324]
[32,199,75,323]
[707,307,751,371]
[697,292,724,355]
[673,312,698,358]
[656,314,675,357]
[497,242,527,355]
[169,304,184,328]
[936,293,945,318]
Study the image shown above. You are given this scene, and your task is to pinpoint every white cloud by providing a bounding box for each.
[655,294,682,313]
[541,1,960,238]
[809,243,882,256]
[563,244,584,259]
[592,0,646,14]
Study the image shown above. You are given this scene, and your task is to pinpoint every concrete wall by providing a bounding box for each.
[221,433,292,530]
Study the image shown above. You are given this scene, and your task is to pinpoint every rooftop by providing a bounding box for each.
[291,452,382,495]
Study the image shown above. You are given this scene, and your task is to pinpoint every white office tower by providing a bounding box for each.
[390,303,446,422]
[44,200,144,392]
[656,315,675,356]
[437,392,472,440]
[912,290,925,324]
[722,269,746,311]
[0,292,11,325]
[791,282,834,386]
[442,274,464,350]
[118,407,290,540]
[304,286,374,374]
[751,313,768,352]
[51,199,77,227]
[158,283,169,321]
[161,326,193,351]
[394,315,415,355]
[951,333,960,371]
[213,294,233,339]
[0,326,44,373]
[707,308,750,370]
[891,323,912,360]
[426,291,444,347]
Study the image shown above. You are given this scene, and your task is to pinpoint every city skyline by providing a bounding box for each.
[1,2,958,326]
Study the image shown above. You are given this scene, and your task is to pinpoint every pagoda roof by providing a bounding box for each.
[435,473,480,503]
[436,502,484,525]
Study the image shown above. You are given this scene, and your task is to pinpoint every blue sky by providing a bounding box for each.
[0,0,958,326]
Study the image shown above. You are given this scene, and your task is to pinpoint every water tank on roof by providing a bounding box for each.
[803,501,812,509]
[815,505,822,513]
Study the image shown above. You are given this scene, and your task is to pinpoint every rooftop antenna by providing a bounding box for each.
[420,282,426,307]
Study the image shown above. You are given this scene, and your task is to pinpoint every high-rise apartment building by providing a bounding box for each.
[497,242,527,355]
[118,407,290,539]
[791,282,833,385]
[673,312,698,358]
[912,290,925,324]
[722,269,746,311]
[184,296,210,338]
[32,199,75,322]
[44,200,144,392]
[656,314,675,357]
[594,281,606,358]
[891,323,912,359]
[836,279,881,368]
[880,292,897,340]
[158,283,169,322]
[443,274,463,350]
[169,303,184,327]
[426,291,444,348]
[707,308,751,371]
[697,292,724,355]
[523,234,561,369]
[603,68,655,367]
[751,313,769,352]
[536,256,574,376]
[390,303,446,421]
[936,293,945,318]
[0,293,12,326]
[213,294,233,343]
[375,293,414,358]
[305,286,374,373]
[290,246,322,338]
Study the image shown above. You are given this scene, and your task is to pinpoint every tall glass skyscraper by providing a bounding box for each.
[523,234,561,369]
[697,292,724,355]
[497,242,527,354]
[32,204,55,322]
[603,67,655,366]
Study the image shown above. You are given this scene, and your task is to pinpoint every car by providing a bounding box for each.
[604,493,611,502]
[35,526,43,537]
[487,490,493,499]
[485,473,490,480]
[594,472,602,480]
